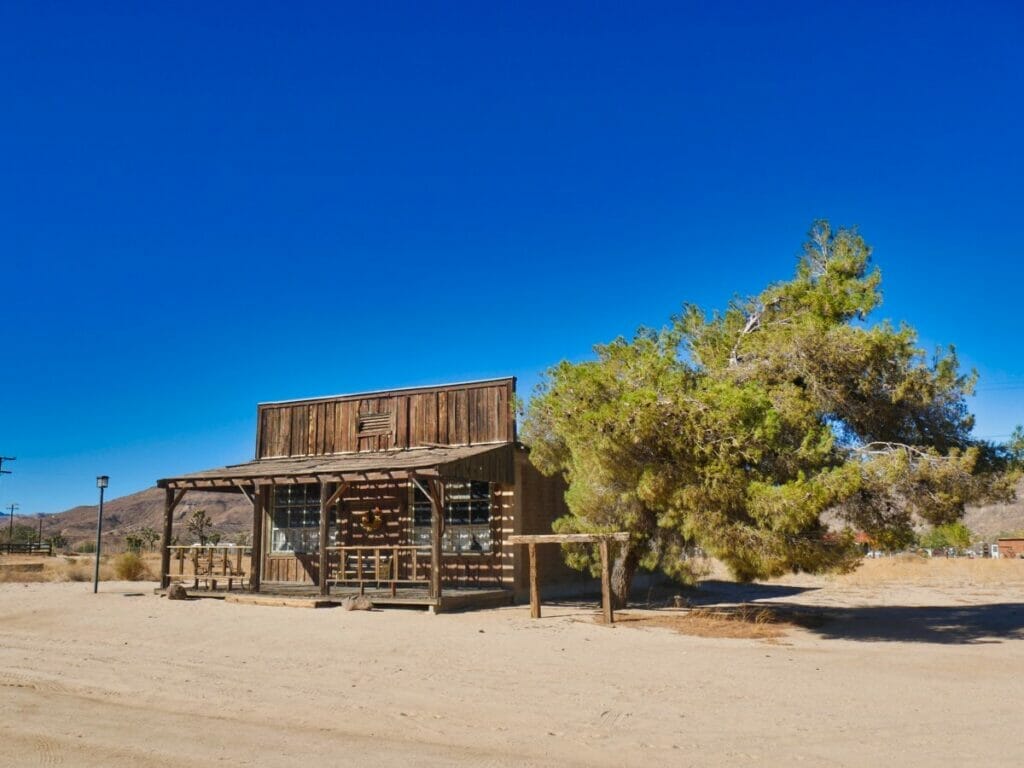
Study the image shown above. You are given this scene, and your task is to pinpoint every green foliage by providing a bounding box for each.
[186,509,213,545]
[75,541,96,554]
[1007,426,1024,469]
[2,523,39,545]
[125,526,161,553]
[524,221,1014,597]
[140,526,160,550]
[46,533,68,550]
[919,522,973,551]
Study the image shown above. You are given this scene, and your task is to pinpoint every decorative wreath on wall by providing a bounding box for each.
[360,507,384,533]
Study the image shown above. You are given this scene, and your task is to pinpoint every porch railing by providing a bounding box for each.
[325,545,431,594]
[324,545,505,595]
[166,545,252,590]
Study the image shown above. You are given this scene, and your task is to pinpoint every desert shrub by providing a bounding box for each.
[64,562,92,582]
[114,552,150,581]
[75,541,96,554]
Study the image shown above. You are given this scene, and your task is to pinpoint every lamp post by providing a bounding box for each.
[93,476,109,594]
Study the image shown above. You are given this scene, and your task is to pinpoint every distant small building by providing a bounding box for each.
[996,538,1024,559]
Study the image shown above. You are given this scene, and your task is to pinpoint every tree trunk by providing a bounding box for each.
[609,543,640,608]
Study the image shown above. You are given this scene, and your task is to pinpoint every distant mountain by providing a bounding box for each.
[21,478,1024,551]
[30,486,252,549]
[963,480,1024,540]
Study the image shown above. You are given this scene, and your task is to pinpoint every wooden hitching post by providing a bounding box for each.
[599,539,613,624]
[528,542,540,619]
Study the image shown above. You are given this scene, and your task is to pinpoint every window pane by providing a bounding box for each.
[413,502,432,527]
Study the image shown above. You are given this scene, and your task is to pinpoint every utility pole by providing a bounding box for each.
[7,503,19,547]
[0,456,14,548]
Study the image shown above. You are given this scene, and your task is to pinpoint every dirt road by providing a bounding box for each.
[1,569,1022,766]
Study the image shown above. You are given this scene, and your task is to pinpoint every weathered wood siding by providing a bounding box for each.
[262,480,515,586]
[513,450,580,594]
[256,379,516,459]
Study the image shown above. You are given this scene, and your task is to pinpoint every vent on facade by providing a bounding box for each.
[358,412,393,436]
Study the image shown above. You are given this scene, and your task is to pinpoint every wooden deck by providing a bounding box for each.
[158,582,514,612]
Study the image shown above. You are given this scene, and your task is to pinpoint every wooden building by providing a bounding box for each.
[157,378,575,610]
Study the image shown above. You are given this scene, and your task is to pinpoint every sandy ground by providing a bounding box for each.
[2,561,1024,767]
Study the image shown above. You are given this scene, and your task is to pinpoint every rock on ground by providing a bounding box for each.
[341,595,374,611]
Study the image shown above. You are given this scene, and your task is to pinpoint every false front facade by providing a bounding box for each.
[157,377,573,610]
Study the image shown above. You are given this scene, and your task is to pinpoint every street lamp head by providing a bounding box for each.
[96,475,109,489]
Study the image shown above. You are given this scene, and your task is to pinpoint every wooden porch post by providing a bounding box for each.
[427,478,444,605]
[318,482,330,596]
[160,488,187,589]
[318,482,349,597]
[160,488,177,589]
[249,485,264,593]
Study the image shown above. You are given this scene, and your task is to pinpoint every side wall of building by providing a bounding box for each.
[511,448,587,599]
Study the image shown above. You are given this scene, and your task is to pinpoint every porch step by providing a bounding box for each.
[224,594,336,609]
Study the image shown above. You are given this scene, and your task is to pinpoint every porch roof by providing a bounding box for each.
[156,442,517,490]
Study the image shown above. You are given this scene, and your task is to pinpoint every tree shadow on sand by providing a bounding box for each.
[776,602,1024,645]
[685,579,818,606]
[685,580,1024,645]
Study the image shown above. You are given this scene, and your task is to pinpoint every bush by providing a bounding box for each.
[75,541,96,554]
[114,552,150,581]
[64,562,92,582]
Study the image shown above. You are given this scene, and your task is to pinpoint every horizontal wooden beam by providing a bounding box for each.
[163,468,443,489]
[507,533,630,544]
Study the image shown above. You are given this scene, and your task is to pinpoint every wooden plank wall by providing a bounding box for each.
[256,380,515,459]
[514,454,578,592]
[262,481,515,586]
[263,483,405,584]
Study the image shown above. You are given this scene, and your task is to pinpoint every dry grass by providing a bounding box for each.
[835,556,1024,587]
[0,555,121,583]
[113,552,151,580]
[614,604,804,640]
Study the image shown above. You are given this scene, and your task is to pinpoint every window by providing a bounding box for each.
[271,484,328,554]
[411,480,492,553]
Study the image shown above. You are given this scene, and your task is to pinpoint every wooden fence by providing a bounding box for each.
[0,542,53,556]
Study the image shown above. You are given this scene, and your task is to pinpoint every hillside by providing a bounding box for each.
[29,487,252,549]
[18,479,1024,552]
[963,480,1024,541]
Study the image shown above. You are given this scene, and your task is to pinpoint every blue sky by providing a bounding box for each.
[1,1,1022,514]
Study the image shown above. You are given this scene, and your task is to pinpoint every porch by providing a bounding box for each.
[161,581,514,611]
[156,443,518,612]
